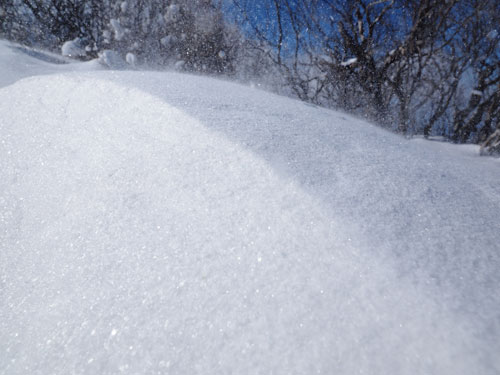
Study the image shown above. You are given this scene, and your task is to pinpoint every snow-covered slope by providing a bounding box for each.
[0,40,101,87]
[1,40,499,374]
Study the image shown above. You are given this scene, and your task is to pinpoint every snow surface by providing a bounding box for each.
[1,40,500,374]
[0,40,101,88]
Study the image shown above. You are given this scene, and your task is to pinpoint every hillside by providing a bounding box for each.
[1,40,499,375]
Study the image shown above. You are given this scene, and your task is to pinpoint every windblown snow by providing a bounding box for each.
[1,40,499,374]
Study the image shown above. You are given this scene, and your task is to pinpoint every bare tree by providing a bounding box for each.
[233,0,500,151]
[450,0,500,143]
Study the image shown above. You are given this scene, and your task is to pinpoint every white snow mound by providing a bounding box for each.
[0,40,499,374]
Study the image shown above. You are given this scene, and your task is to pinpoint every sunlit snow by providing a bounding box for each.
[1,40,499,375]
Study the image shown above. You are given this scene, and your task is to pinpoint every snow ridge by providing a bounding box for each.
[0,42,499,374]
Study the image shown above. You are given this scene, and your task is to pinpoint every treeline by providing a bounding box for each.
[1,0,499,154]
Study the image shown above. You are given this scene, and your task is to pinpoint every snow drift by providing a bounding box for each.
[1,40,499,374]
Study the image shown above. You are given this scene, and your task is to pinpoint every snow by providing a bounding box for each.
[0,40,101,88]
[61,38,87,58]
[341,57,357,66]
[164,4,180,23]
[120,1,128,13]
[195,11,217,34]
[160,35,174,47]
[487,29,498,40]
[174,59,185,69]
[110,18,125,41]
[98,49,127,69]
[125,52,137,67]
[102,29,111,40]
[1,40,500,374]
